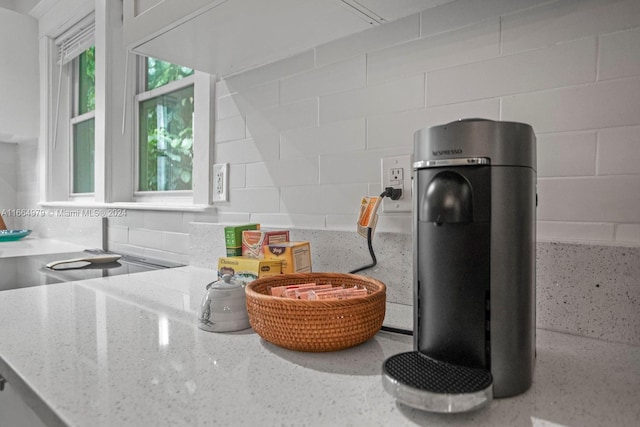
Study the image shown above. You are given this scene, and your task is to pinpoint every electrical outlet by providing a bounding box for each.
[212,163,229,202]
[381,155,412,212]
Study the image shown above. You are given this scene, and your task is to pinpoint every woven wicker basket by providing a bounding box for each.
[245,273,386,352]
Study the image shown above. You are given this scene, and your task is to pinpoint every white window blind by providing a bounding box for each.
[52,12,95,149]
[55,13,95,65]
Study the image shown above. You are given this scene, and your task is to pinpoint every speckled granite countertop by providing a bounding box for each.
[0,237,86,258]
[0,266,638,426]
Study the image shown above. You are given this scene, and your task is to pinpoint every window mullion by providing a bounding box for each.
[70,110,96,125]
[135,74,195,102]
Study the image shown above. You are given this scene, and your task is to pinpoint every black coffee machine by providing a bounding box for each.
[382,119,536,413]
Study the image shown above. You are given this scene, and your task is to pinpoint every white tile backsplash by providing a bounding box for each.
[245,158,319,188]
[427,37,597,106]
[615,223,640,244]
[502,77,640,133]
[319,73,425,124]
[419,0,548,38]
[599,27,640,81]
[538,176,640,223]
[280,56,366,105]
[215,115,246,143]
[0,142,17,229]
[216,94,242,121]
[41,0,639,259]
[229,163,246,188]
[280,119,366,160]
[215,188,280,213]
[318,148,407,185]
[161,231,189,254]
[597,126,640,175]
[212,212,251,225]
[249,213,326,230]
[537,132,597,177]
[216,81,279,120]
[367,98,500,150]
[203,0,640,245]
[222,50,315,91]
[216,136,279,165]
[280,183,368,215]
[501,0,640,55]
[246,98,318,136]
[129,228,163,250]
[107,225,128,245]
[143,211,185,233]
[537,221,615,243]
[366,19,500,85]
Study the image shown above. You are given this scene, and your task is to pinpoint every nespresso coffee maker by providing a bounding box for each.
[382,119,537,413]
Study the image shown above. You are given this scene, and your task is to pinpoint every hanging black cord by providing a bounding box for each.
[348,187,413,336]
[348,187,402,275]
[348,227,377,274]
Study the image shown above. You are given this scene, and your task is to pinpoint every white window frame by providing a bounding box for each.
[134,66,195,200]
[132,56,215,207]
[40,5,215,211]
[69,47,96,197]
[39,13,97,204]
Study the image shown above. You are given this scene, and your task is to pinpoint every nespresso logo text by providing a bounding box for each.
[432,149,463,156]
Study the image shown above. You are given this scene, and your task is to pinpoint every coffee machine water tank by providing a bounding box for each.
[382,119,536,413]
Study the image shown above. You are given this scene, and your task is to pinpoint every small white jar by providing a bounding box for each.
[198,274,251,332]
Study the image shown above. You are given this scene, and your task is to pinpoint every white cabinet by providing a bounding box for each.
[123,0,453,77]
[0,377,47,427]
[122,0,223,51]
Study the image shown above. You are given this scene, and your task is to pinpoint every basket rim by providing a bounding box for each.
[245,272,386,304]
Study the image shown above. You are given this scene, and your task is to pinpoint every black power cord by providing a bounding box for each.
[349,187,402,274]
[348,187,414,336]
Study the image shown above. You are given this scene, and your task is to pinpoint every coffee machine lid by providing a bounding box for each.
[413,118,536,171]
[382,351,493,413]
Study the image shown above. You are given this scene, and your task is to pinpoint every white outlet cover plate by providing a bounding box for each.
[212,163,229,202]
[381,155,412,212]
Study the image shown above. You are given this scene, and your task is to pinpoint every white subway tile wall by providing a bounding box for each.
[100,208,219,264]
[0,142,17,229]
[211,0,640,245]
[501,0,640,55]
[16,141,39,219]
[419,0,550,38]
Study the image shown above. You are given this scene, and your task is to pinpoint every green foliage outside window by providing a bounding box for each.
[73,46,95,194]
[78,46,95,114]
[73,119,95,193]
[139,58,195,192]
[146,58,194,91]
[139,85,194,191]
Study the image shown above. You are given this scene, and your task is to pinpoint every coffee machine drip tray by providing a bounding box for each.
[382,351,493,413]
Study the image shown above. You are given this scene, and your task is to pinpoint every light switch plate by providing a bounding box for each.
[212,163,229,202]
[381,155,412,212]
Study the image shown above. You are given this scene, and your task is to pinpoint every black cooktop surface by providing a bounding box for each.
[0,250,183,291]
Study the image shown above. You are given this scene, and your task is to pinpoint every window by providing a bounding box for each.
[71,46,95,194]
[44,9,215,209]
[136,58,195,192]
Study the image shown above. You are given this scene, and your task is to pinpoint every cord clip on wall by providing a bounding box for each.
[349,188,402,274]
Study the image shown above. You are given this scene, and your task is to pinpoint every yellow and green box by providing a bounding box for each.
[217,256,282,285]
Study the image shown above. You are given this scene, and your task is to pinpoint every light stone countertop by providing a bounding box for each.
[0,266,639,427]
[0,236,87,258]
